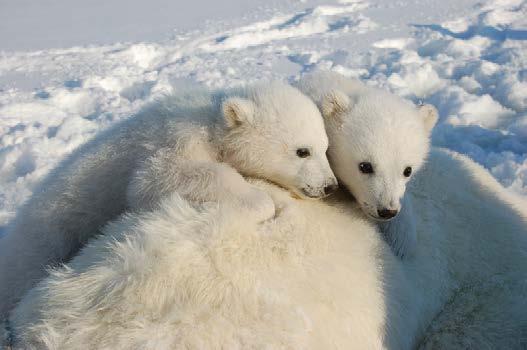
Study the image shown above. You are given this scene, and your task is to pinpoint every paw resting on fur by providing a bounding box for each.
[234,186,277,223]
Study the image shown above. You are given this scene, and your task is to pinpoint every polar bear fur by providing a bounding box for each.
[8,148,527,349]
[8,182,391,350]
[0,82,337,320]
[296,72,438,258]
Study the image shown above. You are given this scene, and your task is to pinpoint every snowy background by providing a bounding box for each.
[0,0,526,229]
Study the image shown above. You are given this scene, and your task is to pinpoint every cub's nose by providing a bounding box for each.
[377,208,398,219]
[323,183,338,196]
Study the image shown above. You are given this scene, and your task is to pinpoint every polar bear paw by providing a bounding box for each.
[224,186,276,224]
[240,186,276,222]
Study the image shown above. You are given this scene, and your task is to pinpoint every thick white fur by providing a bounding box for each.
[8,148,527,349]
[9,181,390,350]
[0,82,336,319]
[411,150,527,349]
[296,72,438,258]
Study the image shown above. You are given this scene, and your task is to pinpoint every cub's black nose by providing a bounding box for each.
[323,184,338,196]
[378,208,398,219]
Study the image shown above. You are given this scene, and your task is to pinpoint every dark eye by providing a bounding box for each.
[359,162,374,174]
[403,167,412,177]
[296,148,311,158]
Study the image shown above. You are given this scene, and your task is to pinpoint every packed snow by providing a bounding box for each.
[0,0,526,229]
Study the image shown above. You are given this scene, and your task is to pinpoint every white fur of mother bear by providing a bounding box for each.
[0,82,337,320]
[8,148,527,349]
[8,181,391,349]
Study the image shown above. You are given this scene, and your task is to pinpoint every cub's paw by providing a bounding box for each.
[234,186,276,223]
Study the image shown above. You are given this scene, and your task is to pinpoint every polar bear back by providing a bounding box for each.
[9,182,396,350]
[0,89,221,314]
[392,148,527,348]
[8,149,527,349]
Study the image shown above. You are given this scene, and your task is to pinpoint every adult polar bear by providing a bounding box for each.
[8,149,527,349]
[0,82,337,320]
[7,72,527,348]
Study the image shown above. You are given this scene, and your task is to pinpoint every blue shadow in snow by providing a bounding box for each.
[34,90,50,99]
[413,24,527,41]
[276,9,312,30]
[64,79,82,89]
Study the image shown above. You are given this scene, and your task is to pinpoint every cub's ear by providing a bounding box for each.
[418,104,439,134]
[321,90,351,120]
[222,97,256,128]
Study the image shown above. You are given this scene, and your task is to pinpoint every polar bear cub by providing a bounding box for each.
[0,82,337,319]
[296,71,438,257]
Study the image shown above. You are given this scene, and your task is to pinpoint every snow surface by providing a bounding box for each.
[0,0,526,228]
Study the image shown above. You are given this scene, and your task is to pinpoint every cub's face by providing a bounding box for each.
[321,90,438,220]
[221,83,338,199]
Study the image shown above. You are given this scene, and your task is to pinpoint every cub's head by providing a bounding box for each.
[321,89,438,221]
[221,82,338,199]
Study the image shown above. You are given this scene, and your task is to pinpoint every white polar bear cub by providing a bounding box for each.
[0,82,337,319]
[296,72,438,257]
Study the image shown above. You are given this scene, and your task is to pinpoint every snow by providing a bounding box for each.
[0,0,526,228]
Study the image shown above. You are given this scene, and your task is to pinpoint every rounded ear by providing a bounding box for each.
[321,90,351,120]
[418,104,439,133]
[222,97,256,128]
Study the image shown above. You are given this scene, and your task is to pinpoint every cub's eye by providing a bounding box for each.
[296,148,311,158]
[403,166,412,177]
[359,162,374,174]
